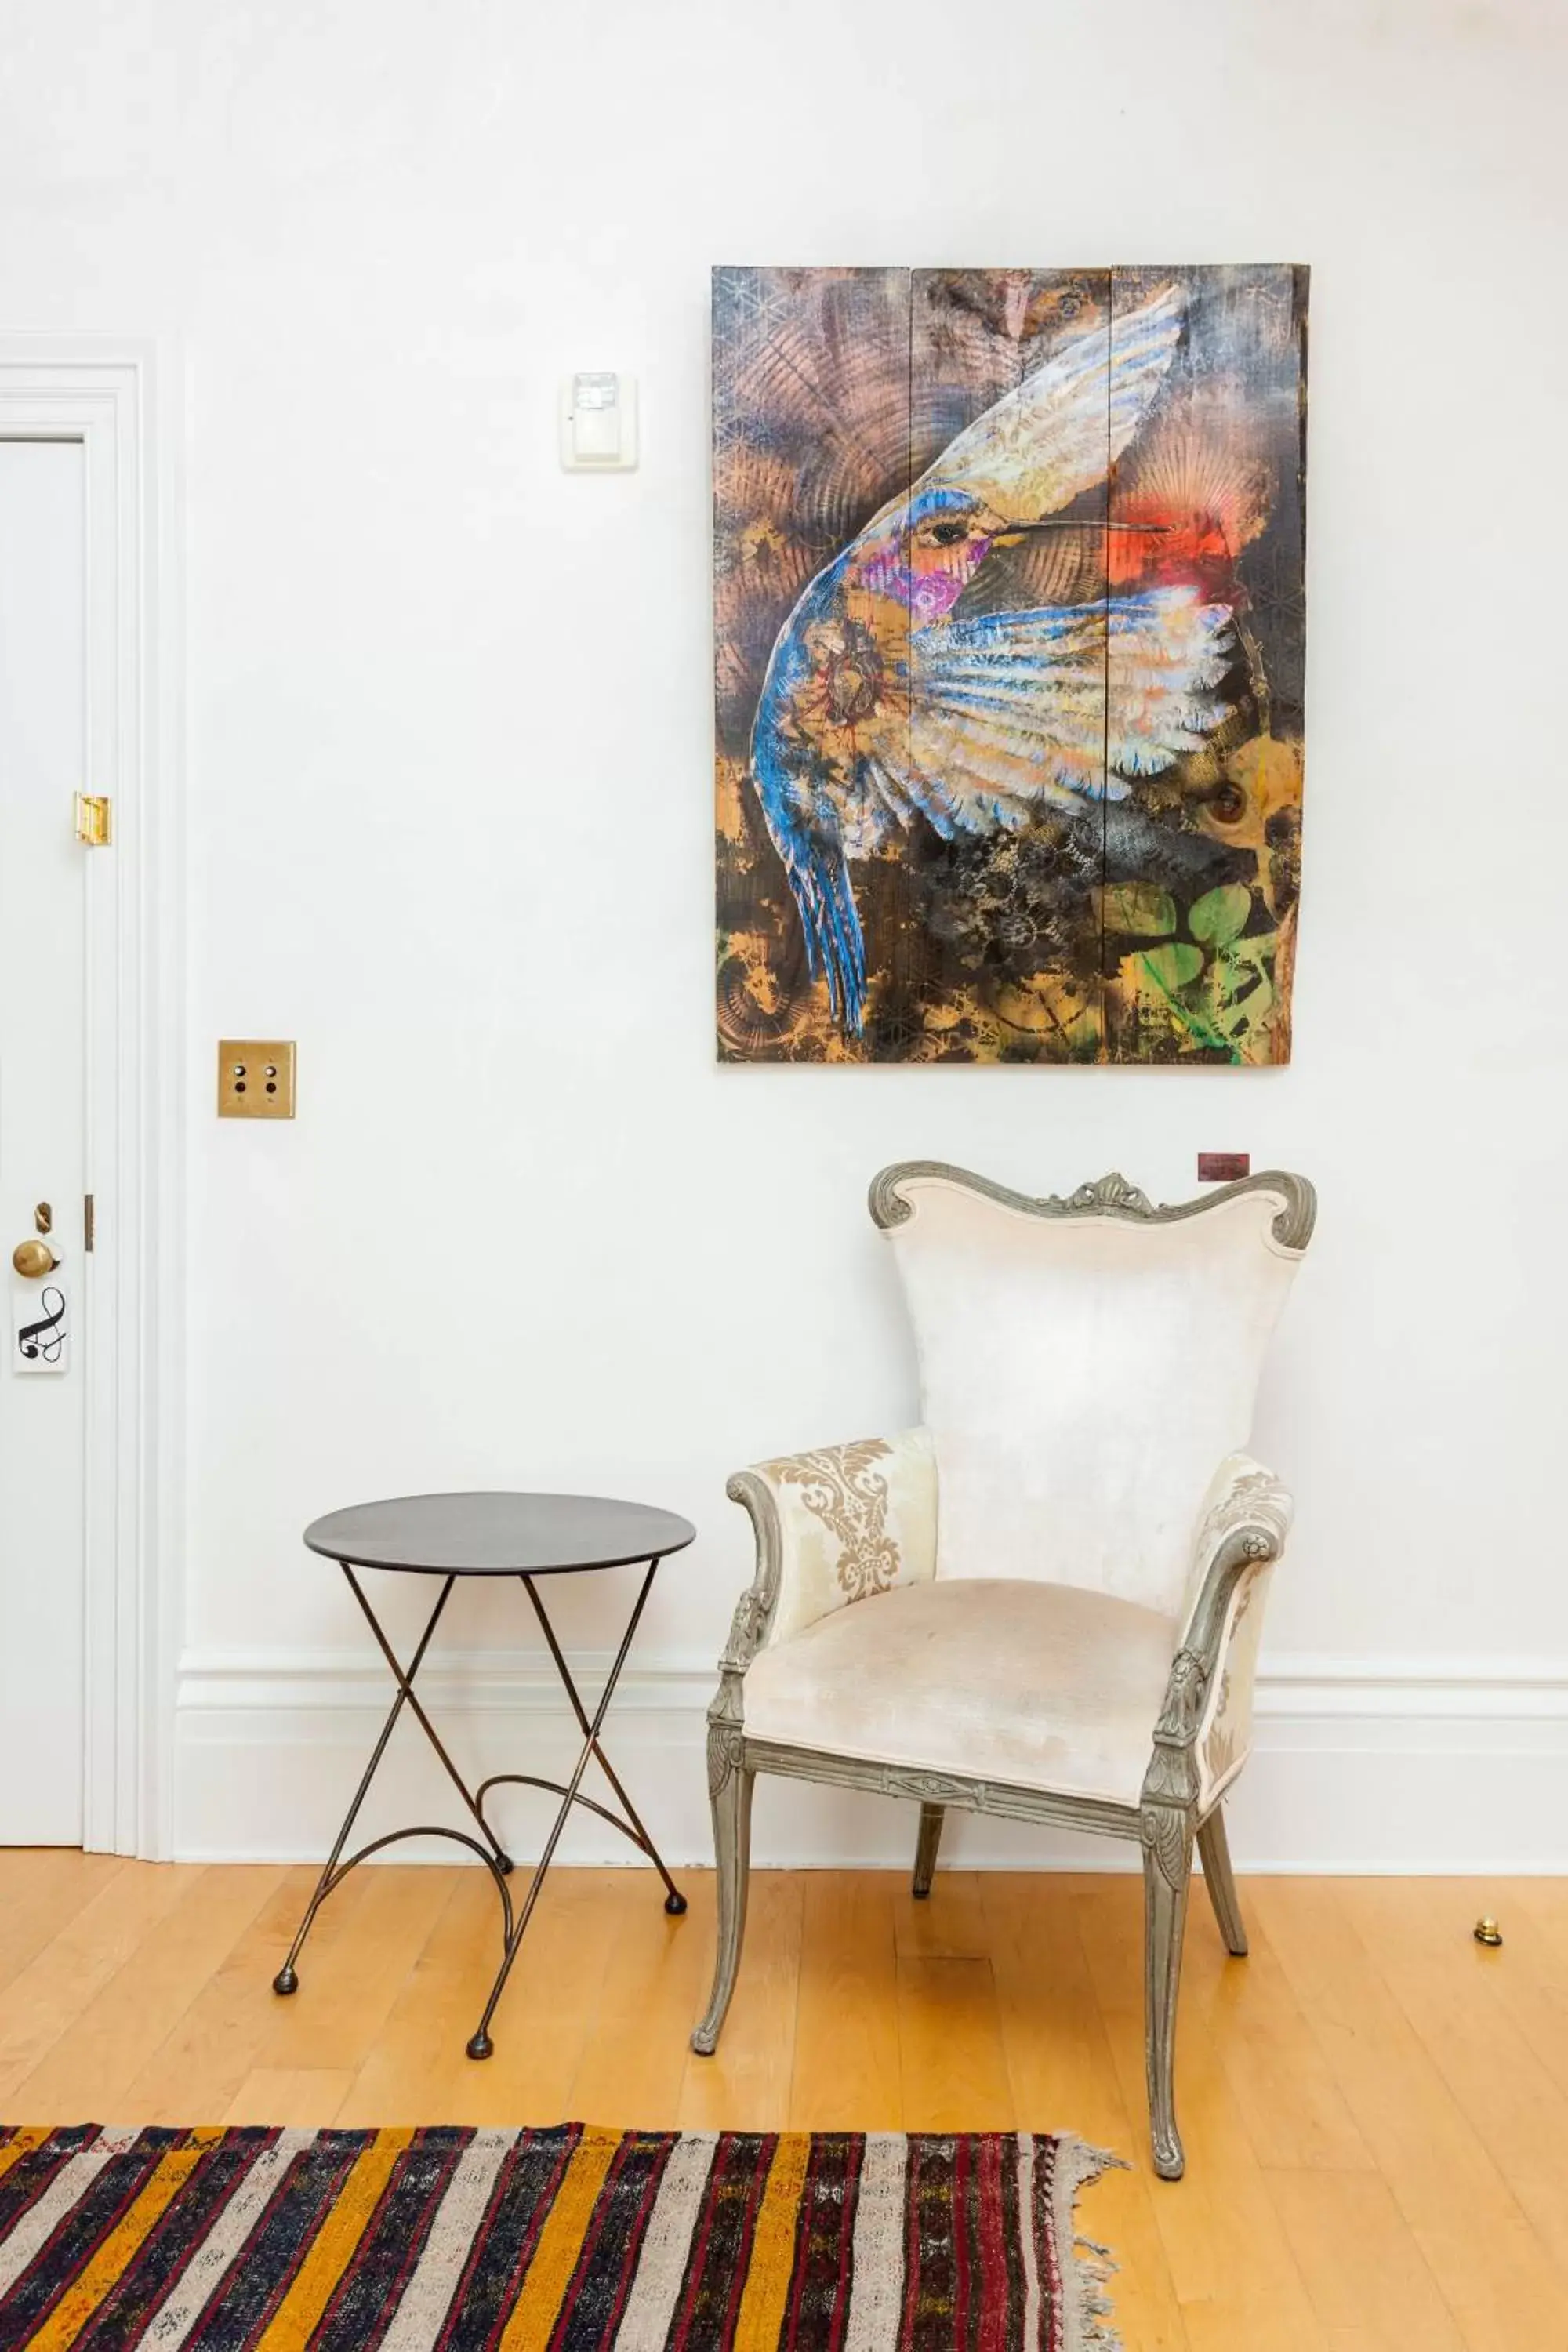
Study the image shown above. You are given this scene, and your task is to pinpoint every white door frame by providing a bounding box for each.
[0,341,183,1858]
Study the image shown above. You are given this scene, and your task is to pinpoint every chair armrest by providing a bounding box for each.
[1177,1454,1293,1660]
[1144,1454,1294,1821]
[720,1429,938,1674]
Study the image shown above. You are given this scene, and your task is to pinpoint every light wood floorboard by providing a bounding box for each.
[0,1855,1558,2350]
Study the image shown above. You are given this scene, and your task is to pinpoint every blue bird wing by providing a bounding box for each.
[891,586,1235,832]
[746,586,1232,1031]
[746,601,872,1032]
[747,737,869,1033]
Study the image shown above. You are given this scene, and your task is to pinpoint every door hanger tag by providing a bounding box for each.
[13,1258,67,1374]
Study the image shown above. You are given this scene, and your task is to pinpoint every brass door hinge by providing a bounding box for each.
[74,793,112,847]
[84,1194,95,1253]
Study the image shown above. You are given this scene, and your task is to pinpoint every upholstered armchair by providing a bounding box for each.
[691,1161,1315,2178]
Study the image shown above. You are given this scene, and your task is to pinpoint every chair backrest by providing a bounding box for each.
[871,1163,1315,1617]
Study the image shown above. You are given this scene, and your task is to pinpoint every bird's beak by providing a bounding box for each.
[993,517,1171,543]
[991,518,1086,546]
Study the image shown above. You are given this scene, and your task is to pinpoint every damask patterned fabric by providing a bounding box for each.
[1195,1562,1274,1810]
[751,1428,938,1647]
[1176,1452,1292,1641]
[1178,1453,1293,1807]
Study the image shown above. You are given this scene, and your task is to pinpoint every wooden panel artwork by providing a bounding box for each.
[713,267,1308,1064]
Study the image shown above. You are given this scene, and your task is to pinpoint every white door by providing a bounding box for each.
[0,438,88,1843]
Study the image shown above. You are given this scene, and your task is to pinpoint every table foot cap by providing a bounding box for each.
[272,1968,299,1997]
[664,1891,688,1916]
[466,2031,493,2061]
[495,1855,514,1877]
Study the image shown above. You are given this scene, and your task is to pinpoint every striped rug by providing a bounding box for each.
[0,2123,1122,2348]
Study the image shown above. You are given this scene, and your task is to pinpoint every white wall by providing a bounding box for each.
[3,0,1566,1866]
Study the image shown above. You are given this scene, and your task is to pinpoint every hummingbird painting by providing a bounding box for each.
[713,267,1308,1064]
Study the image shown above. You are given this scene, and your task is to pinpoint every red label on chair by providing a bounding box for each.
[1197,1152,1250,1182]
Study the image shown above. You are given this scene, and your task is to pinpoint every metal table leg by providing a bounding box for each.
[271,1566,516,1997]
[473,1568,688,1913]
[465,1555,681,2059]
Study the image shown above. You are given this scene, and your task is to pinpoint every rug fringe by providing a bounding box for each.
[1050,2134,1130,2352]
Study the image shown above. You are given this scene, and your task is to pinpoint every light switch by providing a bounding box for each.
[218,1040,296,1119]
[560,372,637,470]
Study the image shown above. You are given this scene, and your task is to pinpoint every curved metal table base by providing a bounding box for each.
[475,1774,687,1913]
[270,1556,684,2052]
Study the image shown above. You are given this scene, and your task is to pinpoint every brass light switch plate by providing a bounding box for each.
[218,1040,296,1119]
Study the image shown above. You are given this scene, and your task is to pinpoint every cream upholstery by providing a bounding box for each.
[745,1577,1178,1807]
[884,1174,1301,1615]
[695,1163,1315,2183]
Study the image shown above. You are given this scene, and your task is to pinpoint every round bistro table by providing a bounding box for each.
[270,1490,695,2059]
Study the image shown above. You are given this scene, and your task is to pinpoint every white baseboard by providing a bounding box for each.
[172,1646,1568,1874]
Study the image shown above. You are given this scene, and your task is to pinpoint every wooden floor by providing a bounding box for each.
[0,1858,1565,2349]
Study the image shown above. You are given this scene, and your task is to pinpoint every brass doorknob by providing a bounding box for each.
[12,1238,57,1279]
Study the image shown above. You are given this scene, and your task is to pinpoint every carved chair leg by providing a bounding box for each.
[912,1802,945,1899]
[1142,1806,1195,2180]
[1197,1802,1248,1957]
[691,1740,753,2056]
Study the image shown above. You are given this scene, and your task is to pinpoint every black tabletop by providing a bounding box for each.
[303,1491,696,1577]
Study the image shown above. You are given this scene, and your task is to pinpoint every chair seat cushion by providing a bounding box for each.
[745,1577,1177,1809]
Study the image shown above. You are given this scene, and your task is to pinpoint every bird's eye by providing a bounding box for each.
[927,521,967,546]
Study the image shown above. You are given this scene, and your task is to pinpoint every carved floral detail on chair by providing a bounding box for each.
[760,1439,901,1603]
[1054,1171,1155,1216]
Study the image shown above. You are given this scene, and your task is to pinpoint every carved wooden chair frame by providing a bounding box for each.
[691,1161,1316,2180]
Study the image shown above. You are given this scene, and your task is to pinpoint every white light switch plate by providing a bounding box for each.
[560,372,637,470]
